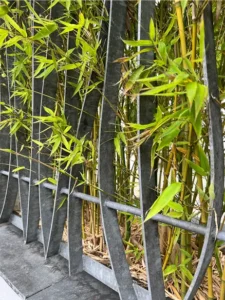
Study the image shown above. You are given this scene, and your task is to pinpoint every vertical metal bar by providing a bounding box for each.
[184,3,224,299]
[67,0,109,276]
[137,1,165,299]
[24,0,41,242]
[98,1,137,299]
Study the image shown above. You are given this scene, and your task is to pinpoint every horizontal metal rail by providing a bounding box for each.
[3,171,225,242]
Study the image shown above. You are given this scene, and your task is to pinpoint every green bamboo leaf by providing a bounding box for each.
[186,159,208,176]
[141,72,188,96]
[57,196,67,210]
[191,110,202,138]
[209,183,215,201]
[149,18,155,41]
[61,135,70,150]
[179,265,193,281]
[158,41,167,63]
[197,186,209,201]
[12,166,25,173]
[194,83,208,118]
[186,82,197,107]
[0,5,8,17]
[166,211,183,218]
[0,29,8,47]
[32,139,44,147]
[128,122,154,130]
[123,39,154,47]
[114,135,121,158]
[4,15,27,37]
[118,132,127,145]
[43,107,55,116]
[50,138,61,156]
[198,144,209,173]
[136,74,166,83]
[33,22,58,40]
[72,79,84,96]
[34,178,47,185]
[36,65,55,79]
[167,201,183,212]
[157,128,180,151]
[48,177,57,185]
[145,182,182,221]
[163,265,177,277]
[60,63,82,71]
[181,0,188,13]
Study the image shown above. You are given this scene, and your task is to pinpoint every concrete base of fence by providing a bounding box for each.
[0,224,119,300]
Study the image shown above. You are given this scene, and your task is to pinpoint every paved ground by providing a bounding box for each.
[0,224,119,300]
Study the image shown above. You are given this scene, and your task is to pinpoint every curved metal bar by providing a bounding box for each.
[184,3,224,299]
[137,1,165,299]
[34,1,62,254]
[98,1,137,299]
[67,0,109,276]
[15,123,30,239]
[0,51,12,216]
[0,49,18,223]
[44,3,74,257]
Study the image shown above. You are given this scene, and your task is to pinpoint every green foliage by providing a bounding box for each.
[145,183,182,221]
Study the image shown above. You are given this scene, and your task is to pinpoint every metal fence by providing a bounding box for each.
[0,1,224,300]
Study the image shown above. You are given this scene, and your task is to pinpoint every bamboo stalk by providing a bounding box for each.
[220,262,225,300]
[174,1,191,295]
[207,262,213,300]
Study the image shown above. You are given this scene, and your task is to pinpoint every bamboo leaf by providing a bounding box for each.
[198,144,209,173]
[181,0,188,13]
[186,82,197,107]
[0,5,8,17]
[209,183,215,201]
[57,196,67,210]
[186,159,208,176]
[123,39,154,47]
[141,72,188,96]
[34,178,47,185]
[166,211,183,218]
[145,182,182,221]
[149,18,155,41]
[48,177,57,185]
[60,63,82,71]
[36,65,55,79]
[179,265,193,281]
[167,201,183,212]
[163,265,177,277]
[4,15,27,37]
[33,22,58,40]
[157,128,180,151]
[194,83,208,118]
[114,135,121,158]
[12,166,25,172]
[125,66,145,93]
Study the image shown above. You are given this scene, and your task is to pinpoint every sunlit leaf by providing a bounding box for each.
[149,18,155,41]
[12,166,25,172]
[163,265,177,277]
[186,159,208,176]
[145,182,182,221]
[186,82,197,107]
